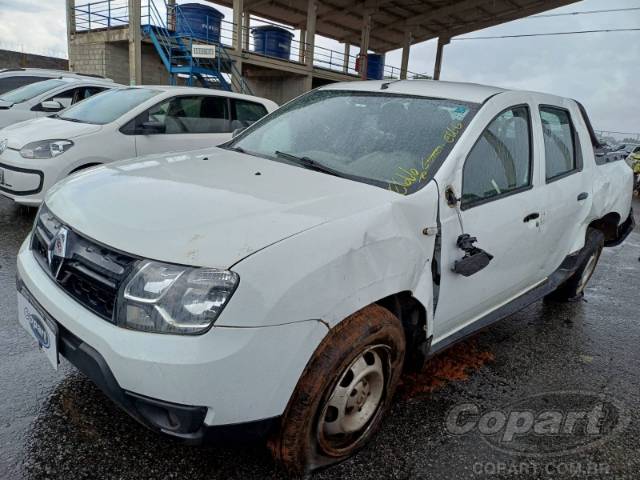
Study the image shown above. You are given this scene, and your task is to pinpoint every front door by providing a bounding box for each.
[133,95,233,156]
[432,97,547,344]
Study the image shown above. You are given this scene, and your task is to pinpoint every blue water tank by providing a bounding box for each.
[366,53,384,80]
[251,26,294,60]
[176,3,224,43]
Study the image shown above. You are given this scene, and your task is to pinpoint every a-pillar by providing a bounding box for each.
[433,36,450,80]
[232,0,244,92]
[359,12,371,80]
[66,0,76,71]
[303,0,317,91]
[128,0,142,85]
[400,30,412,79]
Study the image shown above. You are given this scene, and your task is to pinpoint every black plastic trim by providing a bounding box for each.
[0,161,44,196]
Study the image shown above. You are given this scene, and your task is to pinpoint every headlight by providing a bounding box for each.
[117,261,239,335]
[20,139,74,159]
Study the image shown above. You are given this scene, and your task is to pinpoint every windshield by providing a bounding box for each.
[229,90,478,194]
[0,79,67,104]
[58,88,160,125]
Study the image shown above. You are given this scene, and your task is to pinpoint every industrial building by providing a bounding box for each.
[66,0,579,105]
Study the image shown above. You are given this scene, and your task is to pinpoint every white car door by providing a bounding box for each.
[431,94,547,345]
[534,100,593,275]
[133,94,233,156]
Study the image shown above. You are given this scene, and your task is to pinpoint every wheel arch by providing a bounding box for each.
[588,212,621,244]
[375,291,429,371]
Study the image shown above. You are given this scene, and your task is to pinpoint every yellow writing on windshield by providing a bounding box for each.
[388,120,464,195]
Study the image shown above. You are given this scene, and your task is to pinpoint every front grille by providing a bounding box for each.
[30,206,137,323]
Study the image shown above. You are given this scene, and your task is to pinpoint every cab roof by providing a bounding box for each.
[321,79,506,104]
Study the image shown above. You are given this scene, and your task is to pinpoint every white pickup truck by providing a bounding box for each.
[16,80,634,474]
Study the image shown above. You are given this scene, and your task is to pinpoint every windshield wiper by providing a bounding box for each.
[274,151,346,179]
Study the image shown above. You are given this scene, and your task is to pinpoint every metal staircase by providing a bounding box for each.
[143,0,252,94]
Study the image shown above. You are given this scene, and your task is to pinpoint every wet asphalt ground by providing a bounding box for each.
[1,196,639,480]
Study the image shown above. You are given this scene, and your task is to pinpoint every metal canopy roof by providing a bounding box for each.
[214,0,580,52]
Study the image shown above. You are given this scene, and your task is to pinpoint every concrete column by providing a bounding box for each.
[243,9,250,50]
[400,30,412,79]
[167,0,176,31]
[433,36,449,81]
[128,0,142,85]
[232,0,244,92]
[299,29,306,63]
[233,0,243,52]
[359,13,371,80]
[343,42,350,73]
[303,0,317,90]
[66,0,76,71]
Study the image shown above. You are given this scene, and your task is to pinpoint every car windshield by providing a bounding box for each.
[0,79,68,104]
[57,88,160,125]
[229,90,479,194]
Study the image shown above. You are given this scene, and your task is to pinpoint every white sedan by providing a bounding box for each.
[0,86,277,205]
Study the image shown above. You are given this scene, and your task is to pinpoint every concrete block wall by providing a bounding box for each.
[70,34,172,85]
[0,49,69,70]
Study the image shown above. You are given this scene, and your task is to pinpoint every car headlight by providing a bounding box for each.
[20,139,74,159]
[116,261,239,335]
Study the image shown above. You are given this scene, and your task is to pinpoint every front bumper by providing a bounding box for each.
[17,239,327,439]
[0,148,51,205]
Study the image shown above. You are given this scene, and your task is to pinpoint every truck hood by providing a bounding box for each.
[46,148,396,268]
[0,117,102,148]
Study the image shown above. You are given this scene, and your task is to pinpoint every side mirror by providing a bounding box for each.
[140,120,164,134]
[232,127,246,138]
[37,100,64,112]
[452,234,494,277]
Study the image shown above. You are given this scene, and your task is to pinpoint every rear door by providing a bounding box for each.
[432,93,548,343]
[534,100,592,274]
[132,94,233,156]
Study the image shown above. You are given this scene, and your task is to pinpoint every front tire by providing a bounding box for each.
[269,304,405,475]
[546,229,604,302]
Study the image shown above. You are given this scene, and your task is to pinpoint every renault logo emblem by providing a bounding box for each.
[48,226,69,278]
[0,139,7,155]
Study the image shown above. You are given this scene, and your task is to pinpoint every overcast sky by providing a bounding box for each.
[0,0,638,136]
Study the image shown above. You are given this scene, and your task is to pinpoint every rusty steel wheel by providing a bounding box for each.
[269,304,405,475]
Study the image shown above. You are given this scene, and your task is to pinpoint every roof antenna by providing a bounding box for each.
[381,79,403,90]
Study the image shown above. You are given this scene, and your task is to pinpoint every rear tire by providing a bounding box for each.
[545,229,604,302]
[269,304,405,475]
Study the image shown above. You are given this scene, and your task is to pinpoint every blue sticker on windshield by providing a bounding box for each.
[452,106,469,121]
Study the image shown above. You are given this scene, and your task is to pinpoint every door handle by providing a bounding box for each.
[523,213,540,223]
[577,192,589,201]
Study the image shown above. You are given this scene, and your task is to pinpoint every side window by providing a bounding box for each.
[76,86,108,102]
[47,88,80,108]
[0,76,50,95]
[462,106,532,208]
[540,107,577,180]
[136,95,231,134]
[232,99,268,127]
